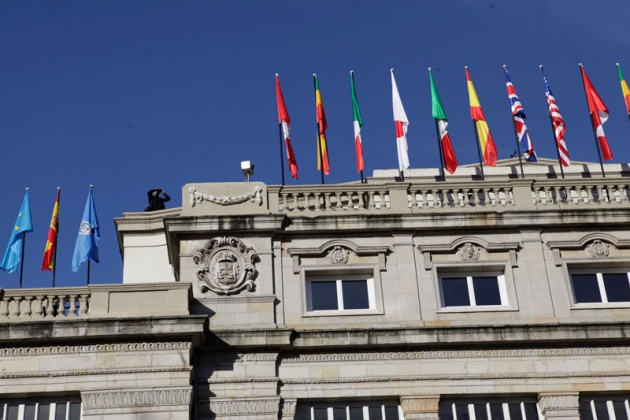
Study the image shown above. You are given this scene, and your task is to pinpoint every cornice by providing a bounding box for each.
[0,341,191,356]
[0,366,191,380]
[83,388,191,410]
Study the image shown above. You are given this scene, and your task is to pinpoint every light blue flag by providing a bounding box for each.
[72,188,100,272]
[0,191,34,273]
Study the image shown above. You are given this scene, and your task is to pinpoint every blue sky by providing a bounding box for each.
[0,0,629,288]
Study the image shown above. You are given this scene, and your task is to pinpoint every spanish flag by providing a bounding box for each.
[42,188,60,271]
[314,74,330,175]
[616,63,630,117]
[466,67,498,167]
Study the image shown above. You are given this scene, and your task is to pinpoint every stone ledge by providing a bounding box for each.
[0,315,207,345]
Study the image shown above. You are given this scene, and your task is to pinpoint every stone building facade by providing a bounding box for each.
[2,159,630,419]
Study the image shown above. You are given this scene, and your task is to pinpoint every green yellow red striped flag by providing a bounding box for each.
[616,63,630,116]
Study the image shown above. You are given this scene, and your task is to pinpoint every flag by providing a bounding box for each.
[429,68,458,174]
[504,66,537,162]
[581,65,613,161]
[275,74,298,179]
[466,67,498,166]
[541,68,570,167]
[0,191,33,274]
[616,63,630,115]
[350,71,365,173]
[314,74,330,175]
[42,188,60,271]
[72,188,100,272]
[391,69,409,171]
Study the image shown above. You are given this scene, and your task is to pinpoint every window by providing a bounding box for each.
[1,396,81,420]
[439,397,541,420]
[295,401,403,420]
[306,275,375,312]
[570,271,630,304]
[579,395,630,420]
[439,274,508,308]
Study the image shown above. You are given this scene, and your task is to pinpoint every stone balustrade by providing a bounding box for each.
[268,177,630,214]
[0,282,191,322]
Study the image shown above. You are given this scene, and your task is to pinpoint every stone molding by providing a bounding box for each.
[1,366,190,380]
[280,346,630,363]
[197,397,280,417]
[538,393,580,411]
[281,398,297,419]
[189,186,263,207]
[198,352,278,364]
[400,396,440,413]
[280,371,630,385]
[198,377,279,385]
[418,236,519,270]
[83,388,191,409]
[287,239,388,274]
[0,341,191,356]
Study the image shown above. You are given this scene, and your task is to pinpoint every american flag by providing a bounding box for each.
[504,67,537,162]
[541,69,570,167]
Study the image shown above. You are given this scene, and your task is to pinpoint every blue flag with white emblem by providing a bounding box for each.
[72,188,100,272]
[0,191,33,274]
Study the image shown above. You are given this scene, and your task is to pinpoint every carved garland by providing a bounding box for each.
[193,237,259,295]
[189,186,263,207]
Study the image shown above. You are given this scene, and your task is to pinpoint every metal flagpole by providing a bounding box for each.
[472,121,485,180]
[504,66,525,179]
[540,65,565,179]
[316,124,325,185]
[18,187,29,289]
[434,119,446,181]
[278,122,285,186]
[579,63,606,178]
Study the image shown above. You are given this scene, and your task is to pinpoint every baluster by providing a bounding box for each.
[45,296,55,318]
[79,295,89,316]
[408,189,417,209]
[545,187,553,205]
[34,296,44,318]
[10,297,22,318]
[416,190,424,208]
[0,297,9,318]
[68,295,78,316]
[457,189,465,207]
[22,297,33,318]
[322,193,330,210]
[383,191,390,209]
[498,188,506,206]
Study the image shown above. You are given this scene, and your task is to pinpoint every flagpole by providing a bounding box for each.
[579,63,606,178]
[503,66,525,179]
[313,74,325,185]
[472,121,485,180]
[52,187,60,288]
[539,65,565,179]
[278,122,286,186]
[433,119,446,181]
[18,187,29,289]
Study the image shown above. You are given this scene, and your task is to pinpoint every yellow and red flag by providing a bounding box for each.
[616,63,630,116]
[275,74,298,179]
[466,67,498,167]
[314,74,330,175]
[42,188,60,271]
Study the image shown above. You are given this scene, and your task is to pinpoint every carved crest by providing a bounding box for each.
[457,243,480,261]
[327,246,349,264]
[587,239,610,258]
[189,186,263,207]
[193,237,259,295]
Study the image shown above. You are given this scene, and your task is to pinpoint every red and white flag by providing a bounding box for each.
[391,69,409,171]
[581,65,613,161]
[275,74,298,178]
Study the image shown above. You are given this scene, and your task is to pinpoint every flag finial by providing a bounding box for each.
[539,64,544,69]
[275,73,278,77]
[350,70,354,74]
[464,65,468,69]
[428,67,432,72]
[312,73,317,78]
[502,64,507,69]
[25,187,29,192]
[579,63,584,68]
[616,63,620,67]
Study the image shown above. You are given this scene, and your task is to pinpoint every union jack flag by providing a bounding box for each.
[541,68,570,167]
[504,66,537,162]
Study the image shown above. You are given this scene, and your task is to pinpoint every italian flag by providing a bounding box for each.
[350,71,365,173]
[429,69,458,174]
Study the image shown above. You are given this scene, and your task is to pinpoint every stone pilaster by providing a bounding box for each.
[538,392,580,420]
[280,398,297,420]
[400,396,440,420]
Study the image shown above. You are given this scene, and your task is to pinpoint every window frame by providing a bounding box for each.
[301,265,384,317]
[434,264,518,313]
[568,267,630,308]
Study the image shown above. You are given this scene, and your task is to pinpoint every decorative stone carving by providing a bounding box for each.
[538,393,579,411]
[457,242,480,261]
[327,245,349,264]
[198,397,280,416]
[400,396,440,413]
[587,239,610,257]
[189,186,263,207]
[193,237,259,295]
[83,389,191,409]
[0,341,191,356]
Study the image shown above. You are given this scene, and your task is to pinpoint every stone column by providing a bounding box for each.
[400,396,440,420]
[538,392,580,420]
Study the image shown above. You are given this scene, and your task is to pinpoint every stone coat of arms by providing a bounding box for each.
[193,237,259,295]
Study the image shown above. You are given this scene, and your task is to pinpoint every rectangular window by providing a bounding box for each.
[0,397,81,420]
[579,395,630,420]
[295,402,403,420]
[306,276,375,312]
[440,274,507,308]
[439,398,541,420]
[570,271,630,304]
